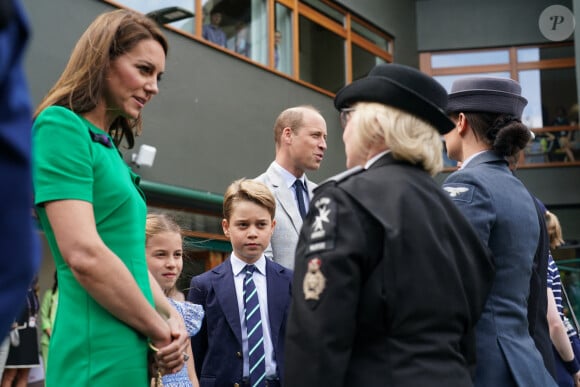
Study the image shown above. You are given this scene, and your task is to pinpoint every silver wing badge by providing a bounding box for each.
[443,186,469,197]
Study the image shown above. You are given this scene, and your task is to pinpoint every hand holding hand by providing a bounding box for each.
[155,311,188,374]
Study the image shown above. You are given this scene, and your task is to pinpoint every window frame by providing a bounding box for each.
[101,0,393,96]
[420,42,580,170]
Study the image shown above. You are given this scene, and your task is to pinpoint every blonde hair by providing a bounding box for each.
[351,102,443,176]
[223,179,276,220]
[145,213,183,298]
[273,105,320,145]
[545,211,564,250]
[35,9,168,149]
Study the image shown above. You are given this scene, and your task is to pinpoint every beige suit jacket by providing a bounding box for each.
[255,162,316,270]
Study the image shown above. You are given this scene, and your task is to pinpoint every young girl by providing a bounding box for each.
[146,213,204,387]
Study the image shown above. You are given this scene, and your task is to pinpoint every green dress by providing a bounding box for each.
[33,106,152,386]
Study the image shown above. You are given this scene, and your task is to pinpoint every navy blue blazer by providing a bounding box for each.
[188,258,292,387]
[443,151,557,387]
[0,0,40,337]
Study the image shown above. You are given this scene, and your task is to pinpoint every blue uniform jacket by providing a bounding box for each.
[443,151,557,387]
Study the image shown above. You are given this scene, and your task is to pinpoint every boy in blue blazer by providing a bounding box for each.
[188,179,292,387]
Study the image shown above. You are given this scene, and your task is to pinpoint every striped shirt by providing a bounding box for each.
[547,253,578,338]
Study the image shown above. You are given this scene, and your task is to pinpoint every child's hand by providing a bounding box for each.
[157,311,188,374]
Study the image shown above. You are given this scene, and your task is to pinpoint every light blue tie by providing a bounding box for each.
[243,265,266,387]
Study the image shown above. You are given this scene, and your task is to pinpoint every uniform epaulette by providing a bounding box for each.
[315,166,364,192]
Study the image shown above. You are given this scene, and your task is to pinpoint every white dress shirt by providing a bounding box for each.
[230,254,278,378]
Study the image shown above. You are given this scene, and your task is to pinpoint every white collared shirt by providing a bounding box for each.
[272,161,310,210]
[230,254,277,378]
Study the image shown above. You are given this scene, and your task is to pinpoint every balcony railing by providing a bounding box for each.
[443,125,580,171]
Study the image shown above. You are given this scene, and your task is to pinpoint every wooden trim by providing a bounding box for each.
[531,125,580,133]
[183,230,229,242]
[207,250,226,270]
[345,13,352,84]
[419,52,432,74]
[292,0,299,78]
[509,47,518,80]
[276,0,294,8]
[431,64,512,76]
[516,58,576,70]
[195,0,202,37]
[298,2,346,37]
[351,33,392,62]
[268,0,275,68]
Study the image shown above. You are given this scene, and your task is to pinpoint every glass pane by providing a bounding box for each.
[113,0,195,33]
[518,70,544,128]
[519,68,577,128]
[434,72,511,93]
[300,0,344,23]
[351,19,389,52]
[299,15,345,93]
[202,0,268,65]
[517,48,539,62]
[431,50,509,68]
[275,3,293,74]
[352,44,385,81]
[518,44,575,62]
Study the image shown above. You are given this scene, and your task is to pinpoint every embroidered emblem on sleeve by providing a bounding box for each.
[303,258,326,300]
[443,186,468,197]
[442,183,475,203]
[307,197,336,254]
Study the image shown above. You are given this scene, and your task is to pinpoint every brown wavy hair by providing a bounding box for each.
[34,9,168,149]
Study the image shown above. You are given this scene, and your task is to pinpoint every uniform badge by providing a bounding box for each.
[303,258,326,300]
[307,197,336,254]
[442,183,475,203]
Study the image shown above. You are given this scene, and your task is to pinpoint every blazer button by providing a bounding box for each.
[236,351,242,358]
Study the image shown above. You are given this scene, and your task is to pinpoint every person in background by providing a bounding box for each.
[285,63,494,386]
[548,251,580,387]
[39,272,58,372]
[32,9,187,386]
[146,213,204,387]
[255,105,327,270]
[1,278,40,387]
[547,211,565,250]
[189,179,292,387]
[0,0,40,339]
[233,22,250,57]
[202,9,226,47]
[442,76,557,386]
[545,210,580,387]
[274,30,281,69]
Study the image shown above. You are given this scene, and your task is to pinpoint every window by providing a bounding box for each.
[420,43,580,167]
[103,0,393,96]
[275,2,293,75]
[299,14,345,92]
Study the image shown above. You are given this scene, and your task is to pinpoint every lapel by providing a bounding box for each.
[211,259,242,346]
[266,163,303,233]
[265,260,288,350]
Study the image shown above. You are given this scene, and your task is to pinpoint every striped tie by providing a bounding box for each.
[243,265,266,387]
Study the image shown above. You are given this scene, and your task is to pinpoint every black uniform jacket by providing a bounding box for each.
[284,153,495,387]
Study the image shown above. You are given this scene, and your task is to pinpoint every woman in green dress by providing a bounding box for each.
[32,9,188,386]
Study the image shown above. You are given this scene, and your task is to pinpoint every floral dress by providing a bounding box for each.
[162,299,204,387]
